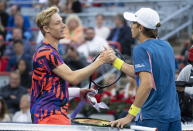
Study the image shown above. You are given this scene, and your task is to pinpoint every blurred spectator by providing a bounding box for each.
[48,0,64,10]
[63,45,88,87]
[64,45,88,70]
[0,97,11,122]
[175,34,193,71]
[5,27,32,57]
[177,47,193,122]
[0,71,27,114]
[9,4,19,16]
[181,35,193,56]
[11,27,24,41]
[0,0,9,38]
[107,14,134,56]
[36,30,44,45]
[0,34,5,58]
[95,14,110,40]
[78,27,109,57]
[180,34,193,65]
[6,40,31,72]
[16,59,31,89]
[63,0,82,13]
[12,94,31,123]
[6,5,32,41]
[61,15,84,45]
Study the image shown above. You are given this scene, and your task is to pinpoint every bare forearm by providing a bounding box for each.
[71,60,103,84]
[53,60,103,85]
[121,63,135,78]
[133,84,151,108]
[132,72,153,108]
[54,48,114,85]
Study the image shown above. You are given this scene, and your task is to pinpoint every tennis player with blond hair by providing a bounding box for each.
[31,6,114,125]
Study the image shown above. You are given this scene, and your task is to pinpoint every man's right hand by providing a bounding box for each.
[97,48,116,64]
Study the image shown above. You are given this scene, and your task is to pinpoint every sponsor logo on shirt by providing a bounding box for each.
[135,64,145,68]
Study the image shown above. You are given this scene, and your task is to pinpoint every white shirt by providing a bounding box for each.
[177,64,193,95]
[78,36,109,57]
[95,26,110,40]
[12,109,32,123]
[36,31,44,45]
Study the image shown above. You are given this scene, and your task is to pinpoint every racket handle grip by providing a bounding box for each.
[70,101,86,119]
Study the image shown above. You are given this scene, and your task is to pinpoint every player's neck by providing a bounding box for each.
[139,35,153,43]
[44,36,59,50]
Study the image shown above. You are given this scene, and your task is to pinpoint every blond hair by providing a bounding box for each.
[36,6,59,35]
[65,14,82,28]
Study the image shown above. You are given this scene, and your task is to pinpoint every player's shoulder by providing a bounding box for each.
[35,45,54,58]
[38,45,52,52]
[133,43,146,52]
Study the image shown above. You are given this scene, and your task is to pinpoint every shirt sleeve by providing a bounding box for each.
[132,46,151,73]
[177,65,192,82]
[46,50,64,70]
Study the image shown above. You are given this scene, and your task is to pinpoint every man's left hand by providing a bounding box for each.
[110,114,134,128]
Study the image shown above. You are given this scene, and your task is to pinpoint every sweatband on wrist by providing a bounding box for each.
[128,104,141,116]
[68,88,80,97]
[112,58,124,70]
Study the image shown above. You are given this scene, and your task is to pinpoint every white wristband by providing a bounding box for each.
[68,88,80,97]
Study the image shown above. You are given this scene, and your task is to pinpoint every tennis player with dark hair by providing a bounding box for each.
[31,6,114,125]
[110,8,181,130]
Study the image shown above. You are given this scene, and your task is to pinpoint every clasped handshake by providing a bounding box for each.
[96,47,117,65]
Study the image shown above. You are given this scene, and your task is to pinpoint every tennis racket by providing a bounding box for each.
[70,49,125,119]
[88,49,125,90]
[72,118,157,131]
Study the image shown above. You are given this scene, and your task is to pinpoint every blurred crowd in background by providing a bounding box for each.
[0,0,192,124]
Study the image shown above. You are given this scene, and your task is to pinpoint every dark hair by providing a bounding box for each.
[0,98,8,119]
[66,45,76,51]
[142,27,158,38]
[84,27,95,33]
[13,40,23,46]
[86,27,94,30]
[17,58,29,73]
[65,45,79,56]
[188,60,193,65]
[116,14,127,25]
[136,22,160,38]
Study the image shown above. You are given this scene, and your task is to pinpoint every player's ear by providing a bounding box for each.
[43,25,50,34]
[139,25,144,32]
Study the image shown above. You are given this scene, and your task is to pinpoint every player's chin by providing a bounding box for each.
[59,35,65,39]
